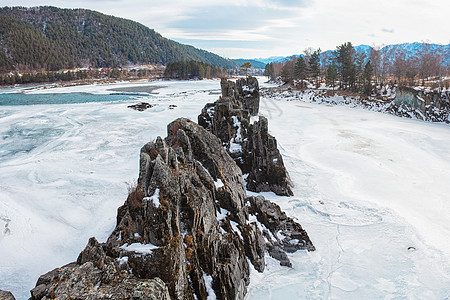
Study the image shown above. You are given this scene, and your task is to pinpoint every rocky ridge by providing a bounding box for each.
[199,77,294,196]
[28,77,314,300]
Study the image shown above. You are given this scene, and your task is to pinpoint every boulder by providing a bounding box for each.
[247,196,315,253]
[0,290,15,300]
[30,258,170,300]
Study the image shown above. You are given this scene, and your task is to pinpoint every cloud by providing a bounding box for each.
[156,2,309,56]
[175,39,270,48]
[267,0,310,8]
[1,0,449,58]
[165,4,302,31]
[382,28,395,33]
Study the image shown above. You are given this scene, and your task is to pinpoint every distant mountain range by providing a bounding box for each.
[376,43,450,66]
[243,43,450,68]
[251,56,288,65]
[0,6,236,72]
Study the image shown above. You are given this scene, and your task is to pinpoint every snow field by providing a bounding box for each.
[246,97,450,299]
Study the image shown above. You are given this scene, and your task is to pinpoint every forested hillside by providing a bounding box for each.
[0,6,236,72]
[231,59,266,69]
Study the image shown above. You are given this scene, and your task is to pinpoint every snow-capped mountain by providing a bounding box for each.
[250,42,450,66]
[379,42,450,66]
[252,56,292,64]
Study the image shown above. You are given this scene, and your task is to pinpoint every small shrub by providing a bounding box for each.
[125,181,143,210]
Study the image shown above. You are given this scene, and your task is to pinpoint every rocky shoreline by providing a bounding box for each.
[7,77,314,300]
[261,86,450,124]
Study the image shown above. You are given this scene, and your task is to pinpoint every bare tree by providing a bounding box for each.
[381,45,394,85]
[418,43,442,86]
[394,50,406,85]
[271,62,284,81]
[320,51,329,80]
[355,52,367,88]
[404,57,418,86]
[281,57,296,83]
[303,47,314,65]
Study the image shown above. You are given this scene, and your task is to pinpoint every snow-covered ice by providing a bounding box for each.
[216,208,230,222]
[0,77,449,299]
[246,96,450,299]
[145,188,160,208]
[117,256,128,265]
[120,242,158,254]
[214,178,225,189]
[203,273,216,300]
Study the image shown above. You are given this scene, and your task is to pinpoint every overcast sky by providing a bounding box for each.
[3,0,450,59]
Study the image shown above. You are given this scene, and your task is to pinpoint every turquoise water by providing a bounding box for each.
[0,92,139,106]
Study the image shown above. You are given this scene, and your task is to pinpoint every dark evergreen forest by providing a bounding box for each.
[0,6,236,72]
[164,61,226,79]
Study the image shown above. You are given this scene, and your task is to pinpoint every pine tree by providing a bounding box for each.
[363,60,373,95]
[309,49,321,86]
[240,62,252,77]
[326,61,338,90]
[264,63,275,81]
[334,42,356,89]
[163,60,224,80]
[294,56,308,87]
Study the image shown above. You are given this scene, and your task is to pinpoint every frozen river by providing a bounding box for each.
[248,94,450,299]
[0,78,449,299]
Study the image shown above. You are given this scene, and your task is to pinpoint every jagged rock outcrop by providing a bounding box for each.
[220,77,260,116]
[31,80,313,300]
[247,196,315,267]
[199,77,293,196]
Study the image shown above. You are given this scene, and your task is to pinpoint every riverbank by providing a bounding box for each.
[261,85,450,124]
